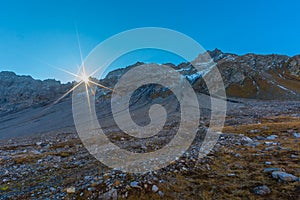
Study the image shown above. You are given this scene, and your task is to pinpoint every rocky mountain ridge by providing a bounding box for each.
[100,49,300,100]
[1,49,299,114]
[0,71,71,114]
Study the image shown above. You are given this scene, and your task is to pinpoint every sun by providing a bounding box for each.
[49,29,113,106]
[51,64,113,106]
[80,71,90,84]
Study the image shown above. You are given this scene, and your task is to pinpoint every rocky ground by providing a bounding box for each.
[0,100,299,199]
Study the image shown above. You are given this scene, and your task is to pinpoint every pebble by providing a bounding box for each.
[130,181,140,188]
[253,185,271,195]
[152,185,159,192]
[66,186,76,193]
[227,173,236,177]
[250,129,260,133]
[264,141,276,146]
[292,132,300,138]
[158,191,164,197]
[241,136,254,145]
[234,153,241,158]
[32,150,41,155]
[256,136,265,140]
[266,135,278,140]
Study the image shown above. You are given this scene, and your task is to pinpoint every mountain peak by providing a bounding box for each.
[0,71,17,77]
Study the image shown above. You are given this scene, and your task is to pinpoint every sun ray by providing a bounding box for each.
[85,81,92,115]
[76,26,85,68]
[52,80,84,105]
[34,57,80,80]
[55,67,81,79]
[89,80,114,91]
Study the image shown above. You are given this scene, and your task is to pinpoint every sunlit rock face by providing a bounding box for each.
[98,49,300,101]
[195,49,300,100]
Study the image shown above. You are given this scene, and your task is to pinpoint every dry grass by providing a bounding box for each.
[123,115,300,199]
[2,116,299,199]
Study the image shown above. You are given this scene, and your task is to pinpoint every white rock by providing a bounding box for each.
[293,132,300,138]
[227,173,236,177]
[152,185,159,192]
[66,186,76,193]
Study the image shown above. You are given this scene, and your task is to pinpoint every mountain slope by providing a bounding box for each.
[0,49,299,117]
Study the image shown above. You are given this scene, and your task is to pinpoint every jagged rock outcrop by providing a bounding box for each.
[98,49,300,100]
[203,49,300,100]
[0,71,71,114]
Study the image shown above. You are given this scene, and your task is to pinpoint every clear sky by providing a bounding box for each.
[0,0,299,82]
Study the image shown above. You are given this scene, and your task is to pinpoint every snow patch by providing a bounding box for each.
[184,62,216,83]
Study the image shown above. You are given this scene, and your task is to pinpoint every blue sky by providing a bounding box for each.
[0,0,299,82]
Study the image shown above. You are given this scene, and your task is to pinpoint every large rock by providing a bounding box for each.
[272,171,299,182]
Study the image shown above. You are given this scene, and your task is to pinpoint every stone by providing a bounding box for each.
[32,150,41,155]
[241,136,253,145]
[250,141,261,147]
[152,185,159,192]
[264,141,276,146]
[66,186,75,193]
[255,135,266,140]
[36,142,43,146]
[292,132,300,138]
[227,173,236,177]
[158,191,164,197]
[266,135,278,140]
[256,136,265,140]
[250,129,260,133]
[263,168,281,173]
[272,171,298,182]
[130,181,140,188]
[253,185,271,195]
